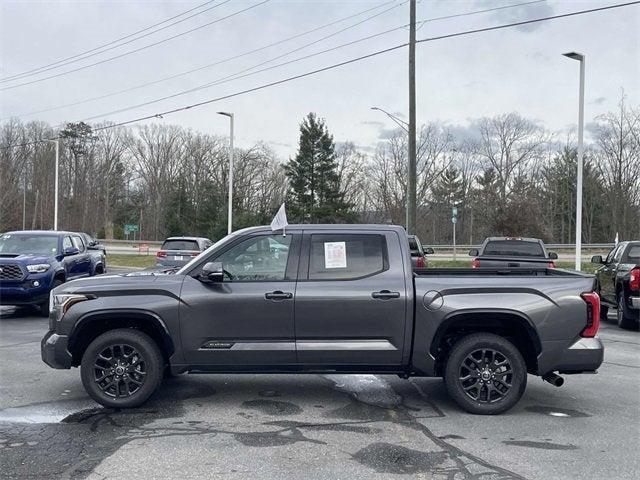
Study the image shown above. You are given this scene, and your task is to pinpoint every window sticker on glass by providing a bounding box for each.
[324,241,347,269]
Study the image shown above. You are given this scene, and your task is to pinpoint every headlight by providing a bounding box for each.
[52,293,91,321]
[27,263,50,273]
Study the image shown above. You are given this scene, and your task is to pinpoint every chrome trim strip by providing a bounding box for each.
[199,342,295,351]
[296,340,397,351]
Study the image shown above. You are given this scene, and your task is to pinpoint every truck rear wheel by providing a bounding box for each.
[617,294,639,330]
[80,329,163,408]
[444,333,527,415]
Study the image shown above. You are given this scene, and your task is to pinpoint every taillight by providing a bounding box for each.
[189,251,200,257]
[580,292,600,337]
[416,256,425,268]
[548,261,556,268]
[156,250,167,258]
[471,258,480,269]
[630,268,640,291]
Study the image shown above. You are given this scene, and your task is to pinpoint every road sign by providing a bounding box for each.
[124,224,139,234]
[452,217,457,224]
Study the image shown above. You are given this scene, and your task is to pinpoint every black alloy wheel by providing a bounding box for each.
[93,344,147,398]
[458,348,513,404]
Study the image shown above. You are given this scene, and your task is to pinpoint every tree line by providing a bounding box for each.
[1,99,638,244]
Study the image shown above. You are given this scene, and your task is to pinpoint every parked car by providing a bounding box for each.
[0,230,105,315]
[42,224,603,415]
[156,236,212,267]
[78,232,107,273]
[592,241,640,330]
[407,234,434,268]
[469,237,558,269]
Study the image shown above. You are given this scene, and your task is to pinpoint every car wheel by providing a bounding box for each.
[444,333,527,415]
[39,279,63,317]
[617,294,639,330]
[81,329,163,408]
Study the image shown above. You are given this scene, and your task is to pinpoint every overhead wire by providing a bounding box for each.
[2,0,638,149]
[4,0,544,121]
[0,0,227,83]
[0,0,272,91]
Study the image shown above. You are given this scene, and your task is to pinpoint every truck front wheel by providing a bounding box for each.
[80,329,163,408]
[444,333,527,415]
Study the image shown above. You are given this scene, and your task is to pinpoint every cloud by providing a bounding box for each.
[475,0,555,32]
[361,120,385,128]
[589,96,607,106]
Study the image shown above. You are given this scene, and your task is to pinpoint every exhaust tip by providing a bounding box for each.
[542,373,564,387]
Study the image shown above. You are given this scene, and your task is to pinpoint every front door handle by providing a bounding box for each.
[372,290,400,300]
[265,291,293,300]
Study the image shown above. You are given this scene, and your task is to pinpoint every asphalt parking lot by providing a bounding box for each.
[1,306,638,480]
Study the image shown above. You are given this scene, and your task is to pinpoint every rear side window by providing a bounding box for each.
[162,239,199,251]
[308,234,387,280]
[626,245,640,262]
[72,235,85,252]
[483,240,544,257]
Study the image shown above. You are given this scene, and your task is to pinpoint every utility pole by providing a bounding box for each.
[217,111,235,235]
[407,0,417,235]
[47,139,60,230]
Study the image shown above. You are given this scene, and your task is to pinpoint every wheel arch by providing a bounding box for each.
[68,309,174,367]
[430,309,541,376]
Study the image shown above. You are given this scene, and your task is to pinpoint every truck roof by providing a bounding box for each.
[3,230,77,236]
[483,237,543,243]
[232,224,406,235]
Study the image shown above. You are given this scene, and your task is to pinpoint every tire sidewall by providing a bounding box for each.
[81,329,163,408]
[444,333,527,415]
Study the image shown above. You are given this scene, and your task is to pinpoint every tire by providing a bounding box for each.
[617,293,639,330]
[81,329,163,408]
[444,333,527,415]
[39,279,63,317]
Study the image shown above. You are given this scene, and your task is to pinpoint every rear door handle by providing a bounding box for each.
[372,290,400,300]
[265,291,293,300]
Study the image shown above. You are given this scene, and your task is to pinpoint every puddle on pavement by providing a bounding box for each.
[525,405,591,418]
[0,399,96,424]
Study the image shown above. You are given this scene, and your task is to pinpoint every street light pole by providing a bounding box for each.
[407,0,417,235]
[46,139,60,230]
[217,112,234,235]
[563,52,585,271]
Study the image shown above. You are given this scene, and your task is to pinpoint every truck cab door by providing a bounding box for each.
[71,235,91,276]
[61,236,78,279]
[601,244,624,304]
[294,230,408,367]
[179,232,301,368]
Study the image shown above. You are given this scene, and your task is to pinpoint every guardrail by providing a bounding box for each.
[427,243,615,251]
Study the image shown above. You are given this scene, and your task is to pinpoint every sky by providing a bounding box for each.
[0,0,638,157]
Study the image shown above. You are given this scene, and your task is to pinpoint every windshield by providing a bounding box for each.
[162,239,199,251]
[483,240,545,257]
[0,233,59,255]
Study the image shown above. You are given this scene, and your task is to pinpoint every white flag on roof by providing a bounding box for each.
[270,203,288,234]
[614,232,619,245]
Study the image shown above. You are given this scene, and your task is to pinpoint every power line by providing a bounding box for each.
[3,1,638,149]
[4,0,542,121]
[0,0,226,83]
[0,0,272,91]
[3,0,400,120]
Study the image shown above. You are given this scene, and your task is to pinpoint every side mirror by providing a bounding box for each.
[200,261,224,283]
[424,247,435,255]
[591,255,603,264]
[468,248,479,256]
[548,252,558,260]
[64,247,80,256]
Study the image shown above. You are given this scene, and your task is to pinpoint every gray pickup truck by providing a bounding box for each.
[469,237,558,269]
[42,224,603,415]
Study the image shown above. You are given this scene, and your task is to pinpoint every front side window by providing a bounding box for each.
[613,244,626,263]
[214,234,292,281]
[62,236,73,251]
[309,234,387,280]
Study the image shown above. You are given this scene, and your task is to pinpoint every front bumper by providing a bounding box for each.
[41,330,73,369]
[0,276,53,306]
[539,337,604,375]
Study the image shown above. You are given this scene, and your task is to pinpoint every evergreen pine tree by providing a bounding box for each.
[285,113,354,222]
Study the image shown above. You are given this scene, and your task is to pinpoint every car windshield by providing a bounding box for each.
[161,239,199,251]
[0,233,59,255]
[483,240,545,257]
